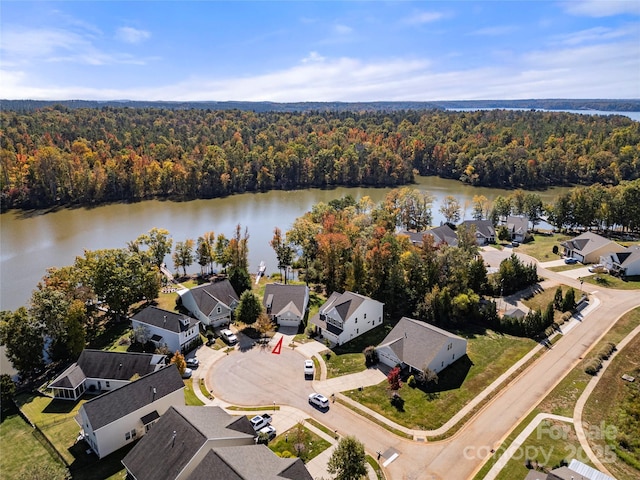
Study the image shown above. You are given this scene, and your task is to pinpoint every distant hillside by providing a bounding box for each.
[1,98,639,113]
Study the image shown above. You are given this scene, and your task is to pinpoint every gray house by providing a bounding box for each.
[376,317,467,374]
[122,405,313,480]
[263,283,310,328]
[506,216,529,243]
[460,219,496,245]
[399,225,458,247]
[131,306,200,354]
[178,279,239,328]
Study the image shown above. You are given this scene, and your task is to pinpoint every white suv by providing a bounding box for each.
[220,328,238,345]
[308,393,329,410]
[304,359,315,378]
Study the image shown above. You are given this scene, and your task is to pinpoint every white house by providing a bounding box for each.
[122,406,313,480]
[376,317,467,374]
[601,245,640,277]
[131,306,200,354]
[309,291,383,346]
[460,219,496,245]
[77,365,184,459]
[177,279,239,328]
[263,283,310,328]
[506,216,529,243]
[561,232,625,264]
[48,350,165,401]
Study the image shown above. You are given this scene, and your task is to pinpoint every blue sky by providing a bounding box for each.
[1,1,639,101]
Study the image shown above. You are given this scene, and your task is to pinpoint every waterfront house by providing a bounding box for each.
[263,283,310,328]
[131,306,200,354]
[561,232,625,264]
[506,216,529,243]
[309,291,383,346]
[460,219,496,245]
[399,225,458,247]
[77,365,184,459]
[177,279,239,328]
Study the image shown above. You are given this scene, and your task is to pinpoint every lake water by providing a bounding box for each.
[0,176,572,374]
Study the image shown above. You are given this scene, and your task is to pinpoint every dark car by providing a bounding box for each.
[564,257,578,264]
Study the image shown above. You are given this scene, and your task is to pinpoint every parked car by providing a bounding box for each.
[250,414,272,431]
[186,358,199,368]
[258,425,277,441]
[564,257,578,264]
[588,264,604,273]
[181,368,193,379]
[220,328,238,345]
[308,393,329,410]
[304,359,315,378]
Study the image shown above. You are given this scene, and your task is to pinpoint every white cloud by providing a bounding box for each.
[552,24,638,45]
[301,51,326,63]
[561,0,640,17]
[404,11,446,25]
[470,25,518,36]
[334,24,353,35]
[116,26,151,44]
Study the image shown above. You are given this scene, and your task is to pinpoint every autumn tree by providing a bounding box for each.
[439,195,461,225]
[387,366,402,390]
[135,228,173,267]
[196,235,213,276]
[170,351,187,375]
[472,195,489,220]
[270,227,294,283]
[173,239,195,277]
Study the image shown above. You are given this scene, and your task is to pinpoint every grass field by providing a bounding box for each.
[268,423,331,463]
[517,233,570,262]
[344,329,536,430]
[183,379,205,406]
[583,274,640,290]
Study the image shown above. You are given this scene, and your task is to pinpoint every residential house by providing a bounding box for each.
[561,232,625,264]
[506,216,529,243]
[177,279,239,328]
[48,350,165,401]
[503,307,527,320]
[523,458,615,480]
[131,306,200,354]
[460,219,496,245]
[309,291,384,346]
[376,317,467,374]
[399,225,458,247]
[122,405,313,480]
[601,245,640,277]
[263,283,310,328]
[77,365,184,459]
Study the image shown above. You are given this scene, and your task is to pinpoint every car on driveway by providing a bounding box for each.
[304,359,315,378]
[181,367,193,379]
[564,257,578,264]
[220,328,238,345]
[250,414,272,431]
[308,393,329,410]
[588,264,605,273]
[258,425,277,441]
[186,358,199,368]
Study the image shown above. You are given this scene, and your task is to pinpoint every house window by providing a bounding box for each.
[131,429,136,438]
[452,354,455,360]
[356,329,359,334]
[105,381,110,388]
[125,432,131,440]
[355,318,357,323]
[364,313,367,319]
[441,361,444,368]
[217,307,221,314]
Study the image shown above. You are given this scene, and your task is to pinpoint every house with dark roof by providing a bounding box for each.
[506,216,529,243]
[600,244,640,277]
[309,291,383,346]
[177,279,239,328]
[131,306,200,354]
[523,458,615,480]
[48,350,166,401]
[399,225,458,247]
[376,317,467,374]
[460,219,496,245]
[122,405,313,480]
[76,364,184,459]
[262,283,310,328]
[561,232,625,264]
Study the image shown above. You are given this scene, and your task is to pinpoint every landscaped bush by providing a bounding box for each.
[390,392,404,411]
[597,342,616,361]
[407,375,416,388]
[561,312,572,322]
[363,346,379,367]
[585,359,603,376]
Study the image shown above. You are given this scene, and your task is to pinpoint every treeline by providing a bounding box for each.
[1,106,639,210]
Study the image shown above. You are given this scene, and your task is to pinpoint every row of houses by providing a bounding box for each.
[561,231,640,276]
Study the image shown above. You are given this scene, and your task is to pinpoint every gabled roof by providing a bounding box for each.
[81,365,184,431]
[263,283,309,318]
[184,279,239,314]
[321,291,367,321]
[123,406,311,480]
[506,216,528,235]
[49,350,162,390]
[611,245,640,266]
[561,232,620,255]
[428,225,459,246]
[461,219,496,239]
[131,306,199,333]
[378,317,466,371]
[504,307,527,319]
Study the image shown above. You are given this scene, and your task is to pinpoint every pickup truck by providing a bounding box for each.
[250,414,272,431]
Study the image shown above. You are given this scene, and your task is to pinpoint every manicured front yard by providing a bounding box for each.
[184,379,205,406]
[344,329,536,430]
[583,274,640,290]
[517,233,570,262]
[268,423,331,463]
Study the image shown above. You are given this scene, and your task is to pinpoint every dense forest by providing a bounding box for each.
[1,106,639,210]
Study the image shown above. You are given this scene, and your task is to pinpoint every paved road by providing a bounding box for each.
[204,248,640,480]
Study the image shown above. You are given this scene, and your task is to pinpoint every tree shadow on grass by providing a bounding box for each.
[419,355,473,394]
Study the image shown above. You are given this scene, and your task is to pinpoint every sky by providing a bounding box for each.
[1,1,639,102]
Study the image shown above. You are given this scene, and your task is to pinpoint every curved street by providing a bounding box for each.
[195,249,640,480]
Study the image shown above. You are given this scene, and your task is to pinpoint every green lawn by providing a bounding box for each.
[268,423,331,463]
[344,329,536,430]
[324,351,367,378]
[583,274,640,290]
[547,264,586,272]
[517,233,570,262]
[184,379,205,406]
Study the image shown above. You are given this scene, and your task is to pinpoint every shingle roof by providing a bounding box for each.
[49,350,161,390]
[188,280,239,313]
[378,317,466,371]
[506,216,528,235]
[322,291,367,321]
[561,232,619,256]
[131,306,198,333]
[612,245,640,266]
[263,284,308,318]
[122,406,310,480]
[399,225,458,247]
[81,365,184,431]
[461,219,496,239]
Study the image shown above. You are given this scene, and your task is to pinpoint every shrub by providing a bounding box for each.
[407,375,416,388]
[561,312,572,322]
[363,346,379,367]
[387,367,402,390]
[585,359,602,375]
[597,342,616,361]
[390,392,404,411]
